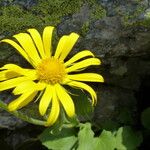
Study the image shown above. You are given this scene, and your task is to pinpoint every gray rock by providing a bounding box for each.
[0,110,25,129]
[93,85,137,129]
[0,0,150,129]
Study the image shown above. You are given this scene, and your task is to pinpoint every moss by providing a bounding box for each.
[120,4,147,27]
[81,21,90,36]
[0,5,43,35]
[0,0,106,37]
[0,0,84,36]
[80,0,106,36]
[32,0,106,25]
[31,0,83,26]
[137,19,150,27]
[113,0,149,27]
[90,3,106,20]
[136,10,150,27]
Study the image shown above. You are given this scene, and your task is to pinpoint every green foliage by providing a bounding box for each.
[39,123,143,150]
[69,88,93,121]
[115,126,143,150]
[77,123,115,150]
[77,123,95,150]
[141,107,150,130]
[94,129,116,150]
[39,127,78,150]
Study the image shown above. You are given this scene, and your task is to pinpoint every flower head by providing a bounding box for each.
[0,26,104,126]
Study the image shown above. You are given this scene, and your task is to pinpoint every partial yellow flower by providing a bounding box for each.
[0,26,104,126]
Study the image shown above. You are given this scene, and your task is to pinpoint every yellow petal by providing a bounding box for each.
[0,64,22,70]
[67,81,97,105]
[64,50,94,67]
[45,89,60,126]
[0,77,30,92]
[67,73,104,82]
[55,84,75,117]
[39,84,53,116]
[42,26,54,57]
[0,70,20,81]
[1,39,31,64]
[13,33,41,66]
[12,80,45,95]
[17,92,38,109]
[0,64,37,80]
[12,81,34,95]
[22,69,38,80]
[59,33,79,60]
[8,90,37,111]
[0,64,25,75]
[28,28,45,59]
[66,58,101,73]
[54,35,68,59]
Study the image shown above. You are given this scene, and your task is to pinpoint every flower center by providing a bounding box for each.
[37,58,66,84]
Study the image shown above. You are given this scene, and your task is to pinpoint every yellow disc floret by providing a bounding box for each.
[37,57,66,84]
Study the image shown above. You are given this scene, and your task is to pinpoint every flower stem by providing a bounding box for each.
[0,100,46,126]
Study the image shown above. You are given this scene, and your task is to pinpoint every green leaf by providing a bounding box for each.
[39,127,77,150]
[48,107,79,135]
[77,123,116,150]
[94,130,116,150]
[115,126,143,150]
[67,87,93,121]
[77,123,95,150]
[141,107,150,130]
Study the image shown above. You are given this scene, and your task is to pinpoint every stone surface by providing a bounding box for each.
[0,0,150,149]
[0,0,150,130]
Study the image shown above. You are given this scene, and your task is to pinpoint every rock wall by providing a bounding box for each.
[0,0,150,149]
[0,0,150,130]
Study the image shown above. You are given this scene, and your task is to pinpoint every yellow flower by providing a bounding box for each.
[0,26,104,126]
